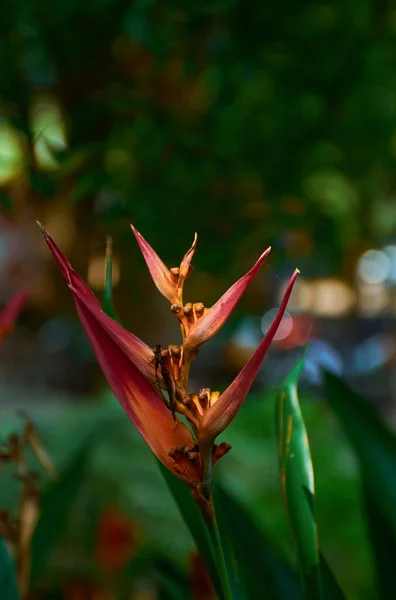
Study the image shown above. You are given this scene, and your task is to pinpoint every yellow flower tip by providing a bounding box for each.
[37,220,51,240]
[130,224,141,238]
[295,268,301,275]
[259,246,272,261]
[37,220,48,236]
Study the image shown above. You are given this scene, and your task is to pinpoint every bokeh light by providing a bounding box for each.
[261,308,293,340]
[357,249,392,285]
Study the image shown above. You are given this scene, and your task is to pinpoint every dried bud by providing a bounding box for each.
[170,303,182,314]
[170,345,181,358]
[187,452,200,465]
[183,303,193,315]
[194,303,205,316]
[198,388,210,409]
[214,442,232,461]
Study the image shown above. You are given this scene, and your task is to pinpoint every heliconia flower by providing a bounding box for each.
[39,224,298,494]
[131,225,272,353]
[199,270,298,447]
[0,291,28,343]
[131,225,197,306]
[182,247,272,353]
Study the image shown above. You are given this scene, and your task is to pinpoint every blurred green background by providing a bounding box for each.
[1,1,396,598]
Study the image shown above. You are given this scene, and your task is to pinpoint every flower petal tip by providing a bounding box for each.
[130,224,141,239]
[37,220,48,237]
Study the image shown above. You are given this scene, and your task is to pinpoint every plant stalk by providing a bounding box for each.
[206,505,233,600]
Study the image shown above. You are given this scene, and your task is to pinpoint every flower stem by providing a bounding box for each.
[207,505,233,600]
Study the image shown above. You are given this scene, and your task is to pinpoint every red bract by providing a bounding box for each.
[0,291,27,343]
[40,224,298,492]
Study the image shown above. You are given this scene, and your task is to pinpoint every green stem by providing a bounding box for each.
[207,505,233,600]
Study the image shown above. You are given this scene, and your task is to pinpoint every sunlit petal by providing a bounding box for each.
[39,224,200,483]
[179,232,198,281]
[200,269,299,443]
[39,223,156,382]
[74,296,199,481]
[131,225,177,304]
[184,247,271,351]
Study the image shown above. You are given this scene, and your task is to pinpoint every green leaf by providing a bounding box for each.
[0,538,20,600]
[156,575,194,600]
[157,462,224,600]
[323,371,396,537]
[362,483,395,600]
[118,547,193,600]
[30,429,97,588]
[276,358,322,600]
[102,236,119,321]
[160,458,304,600]
[319,554,347,600]
[213,482,302,600]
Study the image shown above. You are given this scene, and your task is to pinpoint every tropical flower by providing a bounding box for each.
[39,224,298,499]
[0,291,27,343]
[95,506,140,575]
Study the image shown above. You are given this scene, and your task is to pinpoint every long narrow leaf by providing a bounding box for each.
[214,483,302,600]
[319,554,347,600]
[362,483,396,600]
[30,429,97,588]
[102,236,119,321]
[323,371,396,538]
[276,358,322,600]
[0,538,20,600]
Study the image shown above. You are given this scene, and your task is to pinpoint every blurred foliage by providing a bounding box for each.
[0,389,371,598]
[2,2,396,598]
[2,0,396,279]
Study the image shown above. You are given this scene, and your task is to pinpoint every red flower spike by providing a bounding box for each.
[0,291,28,342]
[41,223,299,495]
[74,295,200,483]
[183,247,271,352]
[199,269,299,445]
[38,222,156,383]
[131,225,197,305]
[39,226,201,484]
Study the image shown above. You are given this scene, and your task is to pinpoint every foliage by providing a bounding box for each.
[2,1,396,276]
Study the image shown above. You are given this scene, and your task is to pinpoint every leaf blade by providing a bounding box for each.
[323,371,396,536]
[30,429,96,588]
[276,358,322,600]
[102,236,119,322]
[0,538,20,600]
[214,482,303,600]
